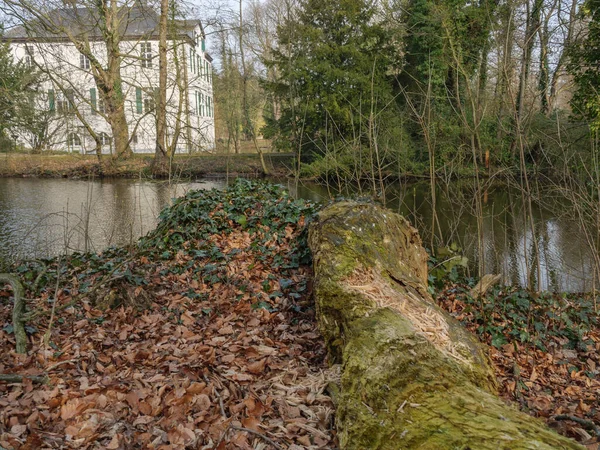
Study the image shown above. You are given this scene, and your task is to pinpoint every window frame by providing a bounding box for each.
[80,54,91,70]
[141,42,153,69]
[67,132,81,150]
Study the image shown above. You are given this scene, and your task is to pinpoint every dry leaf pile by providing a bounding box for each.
[0,180,337,449]
[438,285,600,448]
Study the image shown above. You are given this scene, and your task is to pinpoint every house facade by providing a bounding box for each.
[5,6,215,154]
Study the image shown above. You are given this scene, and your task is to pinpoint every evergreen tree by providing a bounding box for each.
[263,0,400,158]
[569,0,600,130]
[0,35,40,144]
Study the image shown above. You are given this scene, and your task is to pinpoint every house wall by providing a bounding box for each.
[10,25,215,154]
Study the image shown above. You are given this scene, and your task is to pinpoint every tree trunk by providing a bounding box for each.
[516,0,542,121]
[308,201,584,450]
[239,0,269,175]
[105,0,132,160]
[549,0,578,109]
[152,0,169,175]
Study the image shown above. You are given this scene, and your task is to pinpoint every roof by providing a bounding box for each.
[4,2,207,52]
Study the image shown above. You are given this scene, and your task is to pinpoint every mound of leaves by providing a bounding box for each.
[438,284,600,446]
[0,180,337,449]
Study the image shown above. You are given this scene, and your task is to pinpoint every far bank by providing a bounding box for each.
[0,152,295,179]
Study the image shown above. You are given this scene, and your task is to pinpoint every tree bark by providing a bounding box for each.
[549,0,578,110]
[308,201,584,450]
[152,0,169,175]
[239,0,269,175]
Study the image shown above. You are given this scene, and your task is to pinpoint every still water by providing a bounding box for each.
[0,177,595,292]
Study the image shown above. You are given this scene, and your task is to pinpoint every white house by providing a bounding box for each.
[4,3,215,154]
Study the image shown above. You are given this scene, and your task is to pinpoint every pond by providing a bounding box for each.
[0,177,595,292]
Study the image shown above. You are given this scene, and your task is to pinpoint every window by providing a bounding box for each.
[90,88,106,114]
[67,133,81,151]
[80,54,90,70]
[98,96,106,114]
[90,88,97,114]
[136,87,143,114]
[99,132,111,146]
[48,89,55,113]
[141,42,152,68]
[189,48,194,74]
[131,132,138,144]
[24,45,34,67]
[197,55,201,77]
[144,90,155,113]
[207,96,212,117]
[57,89,75,114]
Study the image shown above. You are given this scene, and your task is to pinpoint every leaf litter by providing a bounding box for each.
[438,284,600,448]
[0,180,337,450]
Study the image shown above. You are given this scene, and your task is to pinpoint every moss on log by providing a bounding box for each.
[308,201,583,450]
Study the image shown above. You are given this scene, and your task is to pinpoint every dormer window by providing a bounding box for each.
[80,54,90,70]
[141,42,152,68]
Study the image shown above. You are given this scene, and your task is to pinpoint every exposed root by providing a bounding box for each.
[0,273,27,354]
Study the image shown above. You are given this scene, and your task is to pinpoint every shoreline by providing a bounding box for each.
[0,152,295,179]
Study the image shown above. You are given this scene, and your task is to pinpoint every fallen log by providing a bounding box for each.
[308,201,583,450]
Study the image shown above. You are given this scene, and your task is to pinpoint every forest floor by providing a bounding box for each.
[0,180,599,449]
[0,181,335,449]
[437,285,600,448]
[0,153,294,179]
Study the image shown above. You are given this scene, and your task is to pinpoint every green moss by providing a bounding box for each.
[309,201,584,450]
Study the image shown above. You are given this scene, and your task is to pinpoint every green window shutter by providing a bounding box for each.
[201,39,205,52]
[90,88,97,114]
[136,87,142,113]
[48,89,55,112]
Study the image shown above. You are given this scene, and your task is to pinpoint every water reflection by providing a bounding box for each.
[283,179,596,292]
[0,177,595,292]
[0,178,226,264]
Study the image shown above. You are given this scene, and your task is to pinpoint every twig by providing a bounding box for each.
[44,256,62,347]
[46,359,77,371]
[554,415,600,437]
[230,426,284,450]
[214,423,231,449]
[0,373,48,383]
[204,374,227,417]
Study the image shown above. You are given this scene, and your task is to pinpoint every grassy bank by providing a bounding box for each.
[0,152,295,179]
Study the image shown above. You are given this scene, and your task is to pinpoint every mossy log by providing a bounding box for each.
[0,274,27,354]
[308,201,583,450]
